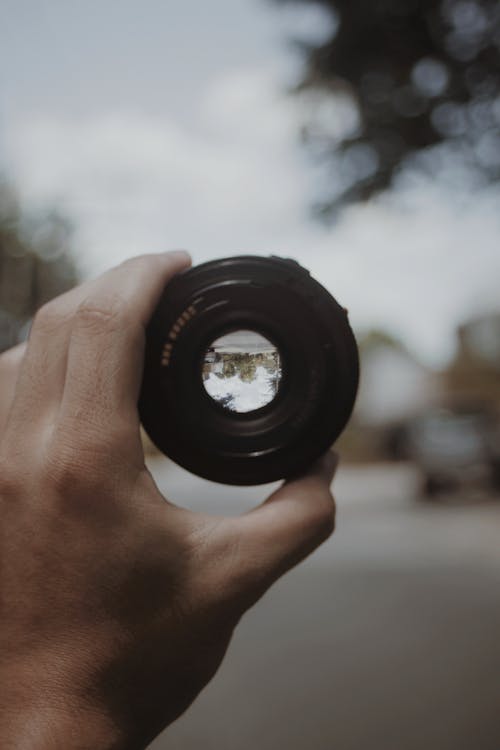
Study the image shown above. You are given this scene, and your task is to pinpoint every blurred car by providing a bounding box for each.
[405,404,500,498]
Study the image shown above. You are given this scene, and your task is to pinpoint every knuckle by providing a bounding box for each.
[31,301,65,336]
[44,445,88,493]
[45,433,112,495]
[75,294,128,331]
[46,462,79,495]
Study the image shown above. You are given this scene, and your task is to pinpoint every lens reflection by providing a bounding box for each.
[202,330,282,413]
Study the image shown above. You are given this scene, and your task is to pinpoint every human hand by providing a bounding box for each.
[0,252,337,750]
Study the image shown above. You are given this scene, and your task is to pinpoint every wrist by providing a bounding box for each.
[0,642,130,750]
[1,700,126,750]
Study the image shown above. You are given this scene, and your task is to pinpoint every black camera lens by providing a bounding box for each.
[139,255,359,486]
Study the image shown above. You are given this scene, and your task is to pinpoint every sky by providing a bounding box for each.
[1,0,500,366]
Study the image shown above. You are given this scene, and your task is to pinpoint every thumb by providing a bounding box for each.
[229,451,338,592]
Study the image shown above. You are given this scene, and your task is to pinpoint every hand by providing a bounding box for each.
[0,252,338,750]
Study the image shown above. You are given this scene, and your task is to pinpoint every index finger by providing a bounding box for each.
[60,251,191,426]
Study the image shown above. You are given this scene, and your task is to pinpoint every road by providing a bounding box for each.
[147,460,500,750]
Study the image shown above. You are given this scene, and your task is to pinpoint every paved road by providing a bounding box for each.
[147,461,500,750]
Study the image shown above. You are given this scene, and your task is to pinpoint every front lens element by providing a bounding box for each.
[202,329,282,413]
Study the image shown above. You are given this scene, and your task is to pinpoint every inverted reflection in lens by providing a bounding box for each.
[202,330,282,413]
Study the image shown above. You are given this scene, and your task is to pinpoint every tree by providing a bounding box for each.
[273,0,500,215]
[0,179,79,352]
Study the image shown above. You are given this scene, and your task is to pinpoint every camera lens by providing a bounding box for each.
[139,255,359,486]
[202,330,283,414]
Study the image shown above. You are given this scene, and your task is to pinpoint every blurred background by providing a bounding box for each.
[1,0,499,748]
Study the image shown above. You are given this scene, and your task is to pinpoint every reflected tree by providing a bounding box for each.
[218,394,237,411]
[0,180,79,352]
[273,0,500,215]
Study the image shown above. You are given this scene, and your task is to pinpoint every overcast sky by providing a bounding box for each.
[1,0,499,366]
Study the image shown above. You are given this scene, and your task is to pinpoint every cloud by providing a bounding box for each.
[5,68,305,255]
[4,66,500,366]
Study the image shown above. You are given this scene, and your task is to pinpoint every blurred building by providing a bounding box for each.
[355,330,437,426]
[338,330,439,461]
[340,318,500,464]
[461,314,500,368]
[444,313,500,409]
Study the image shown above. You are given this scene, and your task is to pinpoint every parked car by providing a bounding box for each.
[405,403,500,498]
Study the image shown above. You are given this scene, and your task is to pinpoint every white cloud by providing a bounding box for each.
[4,66,500,366]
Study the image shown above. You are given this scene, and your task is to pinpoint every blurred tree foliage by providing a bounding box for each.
[0,179,78,352]
[274,0,500,215]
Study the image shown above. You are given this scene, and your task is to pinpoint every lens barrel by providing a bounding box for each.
[139,255,359,485]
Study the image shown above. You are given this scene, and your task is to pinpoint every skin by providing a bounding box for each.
[0,251,338,750]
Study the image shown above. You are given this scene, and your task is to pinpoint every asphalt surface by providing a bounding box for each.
[146,461,500,750]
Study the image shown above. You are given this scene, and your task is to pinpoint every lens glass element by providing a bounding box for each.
[202,330,282,413]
